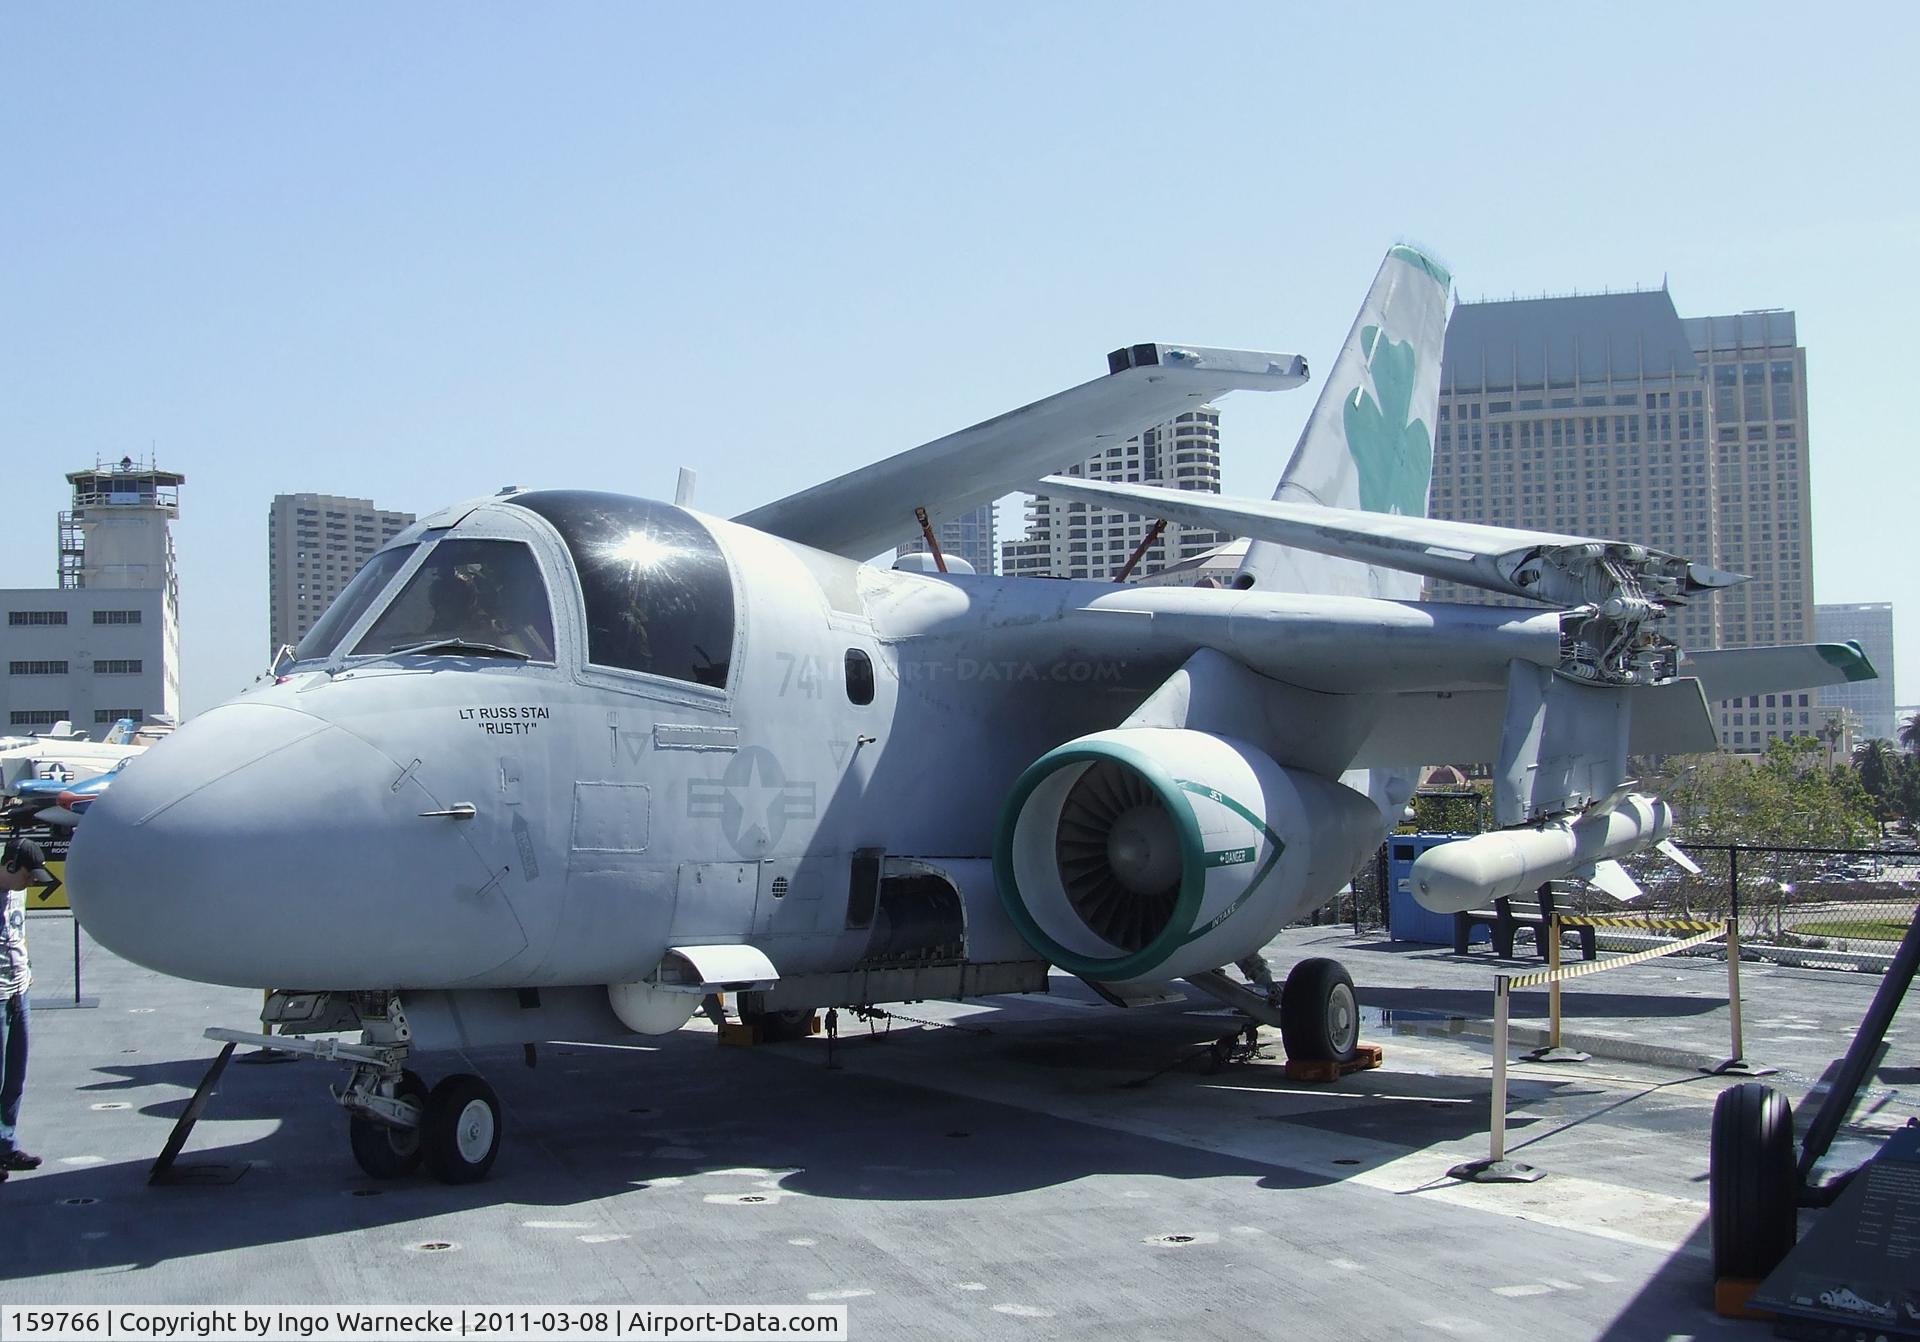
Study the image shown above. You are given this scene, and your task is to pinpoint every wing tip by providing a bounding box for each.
[1817,640,1879,683]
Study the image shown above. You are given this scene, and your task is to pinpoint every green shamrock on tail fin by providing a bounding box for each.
[1345,324,1432,517]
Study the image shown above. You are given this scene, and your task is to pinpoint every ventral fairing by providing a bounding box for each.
[67,246,1872,1182]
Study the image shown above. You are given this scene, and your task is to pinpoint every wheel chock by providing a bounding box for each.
[1284,1042,1383,1083]
[1712,1278,1773,1321]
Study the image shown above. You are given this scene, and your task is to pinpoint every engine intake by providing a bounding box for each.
[994,729,1381,983]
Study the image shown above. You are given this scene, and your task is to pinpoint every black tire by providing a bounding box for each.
[421,1073,502,1185]
[349,1070,428,1180]
[1710,1082,1797,1279]
[1280,958,1359,1064]
[751,1008,818,1043]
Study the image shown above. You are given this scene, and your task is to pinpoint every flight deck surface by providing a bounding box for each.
[5,925,1913,1341]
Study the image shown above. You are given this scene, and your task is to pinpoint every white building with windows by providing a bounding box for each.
[1001,407,1228,579]
[2,459,183,736]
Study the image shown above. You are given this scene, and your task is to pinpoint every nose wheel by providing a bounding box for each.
[420,1074,503,1184]
[341,1061,502,1184]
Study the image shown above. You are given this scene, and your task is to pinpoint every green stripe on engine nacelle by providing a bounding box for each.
[992,739,1287,981]
[1205,847,1256,867]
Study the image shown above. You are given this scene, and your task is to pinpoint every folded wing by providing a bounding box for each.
[733,344,1308,560]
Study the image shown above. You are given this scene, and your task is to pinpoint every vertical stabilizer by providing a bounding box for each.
[1237,245,1451,599]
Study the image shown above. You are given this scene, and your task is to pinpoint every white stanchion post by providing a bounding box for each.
[1448,974,1541,1181]
[1522,916,1589,1064]
[1705,917,1773,1075]
[1726,919,1744,1059]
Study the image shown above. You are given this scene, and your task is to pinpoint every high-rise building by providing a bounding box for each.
[2,457,184,736]
[897,503,998,575]
[268,494,414,654]
[1815,602,1897,741]
[1430,290,1817,753]
[1002,408,1227,580]
[1680,312,1812,657]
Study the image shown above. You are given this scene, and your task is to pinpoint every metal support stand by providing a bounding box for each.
[1111,519,1167,583]
[1183,968,1290,1031]
[149,1042,249,1186]
[912,507,948,573]
[34,915,97,1010]
[1449,979,1543,1183]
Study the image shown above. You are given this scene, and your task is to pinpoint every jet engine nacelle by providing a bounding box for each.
[994,729,1381,984]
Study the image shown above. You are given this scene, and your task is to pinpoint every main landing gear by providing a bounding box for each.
[1186,954,1363,1065]
[1279,957,1360,1065]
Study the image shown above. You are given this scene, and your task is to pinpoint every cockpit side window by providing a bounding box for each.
[294,544,418,661]
[506,491,733,689]
[351,539,557,661]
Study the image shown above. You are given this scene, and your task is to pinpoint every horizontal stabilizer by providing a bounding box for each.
[1029,475,1743,610]
[736,344,1308,560]
[1679,642,1877,703]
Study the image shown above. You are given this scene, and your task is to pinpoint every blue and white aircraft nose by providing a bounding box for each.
[68,702,524,989]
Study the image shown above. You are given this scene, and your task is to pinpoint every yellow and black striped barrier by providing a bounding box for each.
[1505,924,1729,991]
[1555,914,1721,932]
[1450,913,1769,1184]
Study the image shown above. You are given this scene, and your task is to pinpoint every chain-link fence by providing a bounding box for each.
[1540,842,1919,972]
[1296,845,1391,933]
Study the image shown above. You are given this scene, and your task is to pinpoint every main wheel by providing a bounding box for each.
[421,1073,502,1184]
[1710,1082,1798,1279]
[349,1069,428,1180]
[1280,958,1359,1064]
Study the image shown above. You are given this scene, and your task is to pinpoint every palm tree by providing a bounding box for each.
[1854,738,1897,822]
[1901,712,1920,754]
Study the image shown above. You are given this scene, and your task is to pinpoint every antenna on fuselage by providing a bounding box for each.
[675,468,697,507]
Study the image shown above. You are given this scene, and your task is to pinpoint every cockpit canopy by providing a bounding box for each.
[290,491,734,692]
[508,491,732,689]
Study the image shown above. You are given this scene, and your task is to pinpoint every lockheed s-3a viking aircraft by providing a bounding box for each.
[67,247,1872,1183]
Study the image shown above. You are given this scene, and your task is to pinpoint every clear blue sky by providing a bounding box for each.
[5,5,1915,714]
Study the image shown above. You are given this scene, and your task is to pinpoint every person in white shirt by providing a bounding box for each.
[0,836,56,1179]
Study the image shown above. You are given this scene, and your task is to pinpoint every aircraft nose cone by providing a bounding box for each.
[68,702,521,989]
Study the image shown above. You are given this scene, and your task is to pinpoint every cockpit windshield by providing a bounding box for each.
[351,539,557,661]
[293,544,418,661]
[508,491,733,689]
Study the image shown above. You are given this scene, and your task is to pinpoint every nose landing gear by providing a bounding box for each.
[210,993,506,1185]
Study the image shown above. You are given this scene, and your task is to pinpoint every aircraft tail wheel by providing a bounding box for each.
[1280,958,1359,1064]
[422,1073,502,1184]
[1710,1082,1797,1279]
[349,1069,428,1180]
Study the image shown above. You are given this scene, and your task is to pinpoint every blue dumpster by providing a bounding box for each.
[1387,833,1485,944]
